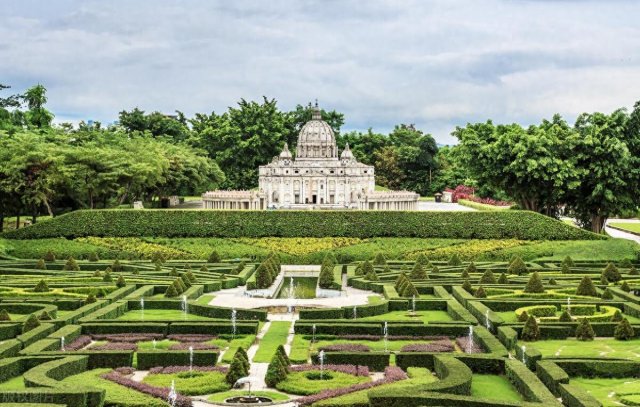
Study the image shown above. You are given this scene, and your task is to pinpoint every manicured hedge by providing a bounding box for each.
[81,322,168,335]
[168,322,259,335]
[136,350,218,370]
[3,209,601,240]
[0,324,20,341]
[505,359,557,404]
[535,360,570,396]
[497,326,518,350]
[558,383,600,407]
[311,352,390,371]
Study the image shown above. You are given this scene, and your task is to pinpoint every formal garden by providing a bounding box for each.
[0,210,636,406]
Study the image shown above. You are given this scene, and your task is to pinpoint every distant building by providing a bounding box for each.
[202,104,419,210]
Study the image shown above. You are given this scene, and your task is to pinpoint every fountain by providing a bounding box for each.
[319,350,326,379]
[567,297,571,315]
[353,305,357,319]
[140,297,144,320]
[411,295,416,314]
[60,336,65,351]
[485,309,491,331]
[312,324,316,343]
[383,322,388,353]
[189,346,194,374]
[465,326,474,353]
[521,345,527,365]
[228,377,273,404]
[231,308,237,338]
[168,379,177,407]
[181,295,188,318]
[152,339,157,350]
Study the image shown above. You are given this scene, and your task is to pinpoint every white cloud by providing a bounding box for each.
[1,0,639,144]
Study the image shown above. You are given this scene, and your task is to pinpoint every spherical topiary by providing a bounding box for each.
[614,318,635,341]
[521,315,540,341]
[208,250,221,263]
[479,269,496,285]
[524,272,545,293]
[575,318,595,341]
[576,276,597,297]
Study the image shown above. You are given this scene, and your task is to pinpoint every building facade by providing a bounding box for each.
[202,105,419,210]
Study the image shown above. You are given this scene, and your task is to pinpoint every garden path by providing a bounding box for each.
[605,219,640,244]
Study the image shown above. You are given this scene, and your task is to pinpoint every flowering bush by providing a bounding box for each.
[318,343,370,352]
[289,364,370,377]
[467,196,512,207]
[92,333,164,342]
[64,335,92,351]
[445,185,475,203]
[296,366,407,406]
[101,370,192,407]
[400,339,455,353]
[91,342,138,351]
[167,334,217,342]
[455,337,483,353]
[169,342,219,351]
[148,365,228,374]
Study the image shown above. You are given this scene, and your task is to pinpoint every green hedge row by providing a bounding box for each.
[168,322,259,335]
[2,209,601,240]
[505,359,557,404]
[311,352,389,371]
[136,350,218,370]
[558,383,600,407]
[535,360,570,396]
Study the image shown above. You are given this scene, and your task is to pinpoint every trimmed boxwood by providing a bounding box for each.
[136,350,218,370]
[2,209,601,240]
[81,322,168,335]
[535,360,570,396]
[168,322,258,335]
[310,352,389,371]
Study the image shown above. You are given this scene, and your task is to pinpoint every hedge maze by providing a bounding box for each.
[0,242,638,405]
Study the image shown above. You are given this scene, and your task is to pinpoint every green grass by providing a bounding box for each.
[193,293,215,305]
[142,370,230,395]
[253,321,291,363]
[221,335,257,363]
[276,370,370,395]
[314,367,437,406]
[61,368,168,407]
[368,295,384,304]
[116,309,214,321]
[571,376,640,407]
[496,310,640,324]
[207,390,290,403]
[610,222,640,234]
[289,334,311,364]
[0,375,26,390]
[470,374,523,402]
[309,337,458,353]
[526,338,640,359]
[358,310,454,323]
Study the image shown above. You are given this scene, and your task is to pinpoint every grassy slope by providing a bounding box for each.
[525,338,640,359]
[609,222,640,234]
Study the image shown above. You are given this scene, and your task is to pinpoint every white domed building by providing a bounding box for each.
[202,105,419,210]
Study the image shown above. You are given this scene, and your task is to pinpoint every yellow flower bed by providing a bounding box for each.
[76,237,191,260]
[234,237,365,256]
[406,239,531,261]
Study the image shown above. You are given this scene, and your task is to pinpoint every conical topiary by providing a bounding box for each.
[479,269,496,284]
[319,255,336,288]
[63,257,79,271]
[186,271,197,284]
[561,263,570,274]
[576,276,597,297]
[524,272,545,293]
[561,256,574,268]
[498,273,509,284]
[181,274,192,288]
[558,310,572,322]
[521,315,540,341]
[33,279,50,293]
[602,288,614,300]
[226,349,250,385]
[164,283,178,298]
[620,281,631,292]
[200,265,208,273]
[410,262,427,280]
[115,275,126,288]
[85,294,97,304]
[235,347,250,373]
[0,309,11,321]
[361,261,374,277]
[170,267,179,277]
[264,351,288,387]
[22,314,41,334]
[416,253,430,267]
[474,286,487,298]
[603,263,621,283]
[35,259,47,270]
[38,310,53,321]
[208,250,221,263]
[431,265,440,273]
[394,273,408,291]
[43,250,56,262]
[373,253,387,266]
[508,257,527,275]
[549,278,557,285]
[611,309,623,322]
[276,345,290,366]
[88,252,100,262]
[462,279,473,294]
[366,269,379,281]
[614,318,635,340]
[448,254,462,266]
[465,262,477,274]
[518,310,529,322]
[460,268,470,279]
[111,260,123,273]
[402,281,419,298]
[103,271,113,283]
[630,266,639,276]
[575,318,595,341]
[600,274,609,285]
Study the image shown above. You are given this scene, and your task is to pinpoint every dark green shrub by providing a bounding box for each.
[561,256,574,268]
[603,262,621,283]
[394,273,408,291]
[508,256,527,275]
[518,310,529,323]
[373,252,387,266]
[448,254,462,266]
[35,258,47,270]
[366,269,379,281]
[43,250,56,262]
[84,294,97,304]
[38,311,53,321]
[401,281,419,298]
[186,271,197,283]
[600,274,609,285]
[630,266,639,276]
[561,263,570,274]
[410,262,427,280]
[111,259,123,273]
[63,257,79,271]
[200,265,208,273]
[208,250,221,263]
[33,279,50,293]
[620,281,631,292]
[548,278,557,285]
[255,264,272,289]
[276,344,290,366]
[474,286,487,298]
[319,255,336,288]
[462,279,473,294]
[415,253,429,267]
[0,309,11,321]
[265,351,288,387]
[431,265,439,273]
[576,276,597,297]
[170,267,179,277]
[602,288,614,300]
[115,275,126,288]
[88,252,100,262]
[498,273,508,284]
[460,268,470,279]
[611,309,623,322]
[102,271,112,283]
[226,348,250,385]
[558,310,572,322]
[235,261,246,275]
[575,318,595,341]
[465,262,477,274]
[614,318,635,340]
[22,314,41,334]
[361,261,374,277]
[479,269,496,284]
[93,270,102,277]
[165,284,178,298]
[521,315,540,341]
[524,272,544,293]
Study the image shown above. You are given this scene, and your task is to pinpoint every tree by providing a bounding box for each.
[164,283,178,298]
[0,84,21,109]
[524,272,545,293]
[508,257,528,275]
[372,146,405,190]
[208,250,221,263]
[518,310,529,323]
[479,269,496,284]
[373,253,387,266]
[415,253,430,267]
[255,264,273,289]
[319,255,336,288]
[22,314,41,333]
[558,310,572,322]
[575,276,597,297]
[265,351,288,387]
[561,263,571,274]
[614,318,635,340]
[521,315,540,341]
[602,263,621,283]
[575,318,595,341]
[22,84,54,128]
[111,260,123,273]
[226,348,250,385]
[33,279,49,292]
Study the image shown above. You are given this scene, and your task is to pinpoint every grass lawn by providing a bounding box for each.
[304,337,459,354]
[253,321,291,363]
[496,311,640,324]
[571,377,640,407]
[359,310,454,323]
[142,370,230,395]
[276,370,370,395]
[116,309,214,321]
[314,367,438,406]
[0,375,26,390]
[609,222,640,234]
[193,293,215,305]
[526,338,640,359]
[470,374,523,402]
[221,335,257,363]
[61,368,168,407]
[207,390,290,403]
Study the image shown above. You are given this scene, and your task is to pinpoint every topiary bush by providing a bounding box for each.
[208,250,221,263]
[498,273,509,284]
[575,318,595,341]
[43,250,56,262]
[226,348,250,385]
[410,262,427,280]
[33,279,50,293]
[111,259,123,273]
[115,275,126,288]
[22,314,41,334]
[35,258,47,270]
[508,256,527,275]
[88,252,100,261]
[0,309,11,321]
[373,252,387,266]
[462,279,473,294]
[603,262,622,283]
[558,310,572,322]
[265,351,288,387]
[576,276,597,297]
[474,286,487,298]
[448,254,462,266]
[524,272,544,293]
[614,318,635,340]
[521,315,540,341]
[620,281,631,292]
[479,269,496,284]
[63,257,79,271]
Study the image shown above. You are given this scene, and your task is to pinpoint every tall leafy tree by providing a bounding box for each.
[22,84,53,128]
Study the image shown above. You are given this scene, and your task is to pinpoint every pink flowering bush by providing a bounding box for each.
[289,364,370,377]
[467,196,512,206]
[64,335,92,351]
[400,339,455,353]
[101,370,192,407]
[168,342,219,351]
[318,343,370,352]
[167,334,216,342]
[296,366,407,406]
[148,365,228,374]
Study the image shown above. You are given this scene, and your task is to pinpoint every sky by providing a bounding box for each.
[2,0,640,144]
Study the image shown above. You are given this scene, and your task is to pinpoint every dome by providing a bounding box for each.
[279,143,292,159]
[340,143,354,160]
[296,104,337,160]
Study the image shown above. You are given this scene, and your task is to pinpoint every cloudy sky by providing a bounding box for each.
[2,0,640,144]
